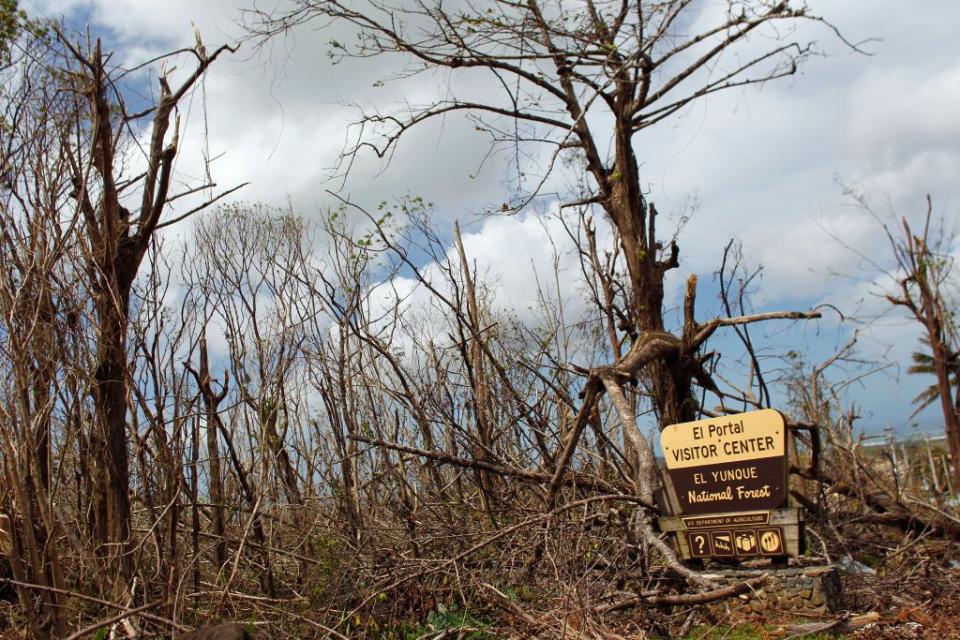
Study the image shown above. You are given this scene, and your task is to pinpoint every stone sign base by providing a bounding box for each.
[704,565,844,617]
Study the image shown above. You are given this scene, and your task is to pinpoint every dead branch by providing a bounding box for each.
[596,573,770,612]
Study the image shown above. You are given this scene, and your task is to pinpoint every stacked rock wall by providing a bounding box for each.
[705,565,843,616]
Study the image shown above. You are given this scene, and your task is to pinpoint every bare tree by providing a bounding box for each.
[128,239,201,618]
[186,334,231,575]
[0,27,78,637]
[248,0,850,429]
[56,31,238,580]
[881,196,960,486]
[0,10,243,631]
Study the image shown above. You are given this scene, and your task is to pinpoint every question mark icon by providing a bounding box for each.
[693,534,707,555]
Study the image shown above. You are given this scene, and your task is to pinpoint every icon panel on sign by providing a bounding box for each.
[734,530,758,555]
[710,530,734,556]
[759,528,784,555]
[688,532,711,558]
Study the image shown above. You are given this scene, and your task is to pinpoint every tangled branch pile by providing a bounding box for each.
[0,1,958,638]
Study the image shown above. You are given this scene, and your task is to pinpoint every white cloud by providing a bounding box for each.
[365,208,613,339]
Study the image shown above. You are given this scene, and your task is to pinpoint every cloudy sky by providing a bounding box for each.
[26,0,960,435]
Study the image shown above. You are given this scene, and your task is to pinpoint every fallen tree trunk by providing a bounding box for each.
[596,574,770,612]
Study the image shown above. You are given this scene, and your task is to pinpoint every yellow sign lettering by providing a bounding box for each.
[662,409,785,470]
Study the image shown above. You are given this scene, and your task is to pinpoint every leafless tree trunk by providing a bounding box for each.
[56,29,237,588]
[882,197,960,486]
[187,333,230,572]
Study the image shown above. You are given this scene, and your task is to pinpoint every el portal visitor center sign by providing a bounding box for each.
[662,408,786,514]
[657,409,803,560]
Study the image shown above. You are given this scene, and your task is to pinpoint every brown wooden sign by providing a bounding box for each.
[687,525,786,558]
[683,511,787,558]
[658,508,803,560]
[661,409,788,515]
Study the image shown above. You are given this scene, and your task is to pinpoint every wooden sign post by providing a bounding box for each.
[656,409,803,560]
